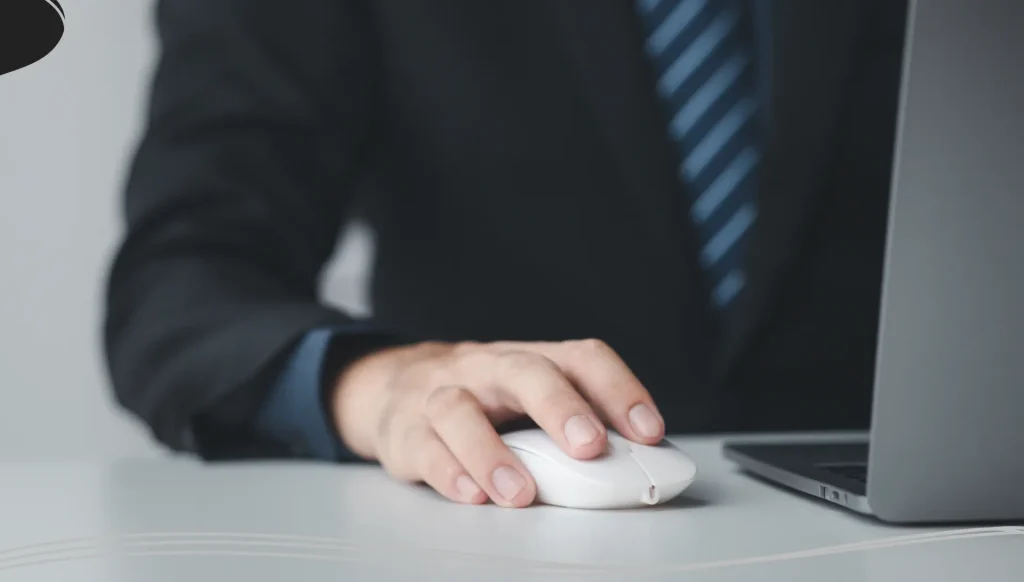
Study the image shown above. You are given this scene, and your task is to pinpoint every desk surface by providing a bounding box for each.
[1,436,1021,582]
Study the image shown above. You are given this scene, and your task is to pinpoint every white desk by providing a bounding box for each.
[1,437,1021,581]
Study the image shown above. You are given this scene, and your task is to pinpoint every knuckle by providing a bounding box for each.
[411,359,453,392]
[415,340,453,356]
[495,350,551,377]
[423,384,476,421]
[484,340,519,353]
[568,338,613,358]
[450,348,496,378]
[451,341,483,356]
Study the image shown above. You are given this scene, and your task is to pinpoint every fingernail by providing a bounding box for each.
[564,415,600,448]
[455,475,482,501]
[629,404,663,438]
[492,466,526,502]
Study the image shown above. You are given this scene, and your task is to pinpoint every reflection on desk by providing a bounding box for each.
[1,438,1021,582]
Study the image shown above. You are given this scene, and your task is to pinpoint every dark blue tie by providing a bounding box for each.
[637,0,760,309]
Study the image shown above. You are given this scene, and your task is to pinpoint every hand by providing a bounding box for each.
[331,339,665,507]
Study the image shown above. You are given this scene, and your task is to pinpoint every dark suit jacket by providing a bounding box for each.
[105,0,909,458]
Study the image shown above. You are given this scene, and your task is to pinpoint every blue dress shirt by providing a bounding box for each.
[254,327,351,459]
[254,1,774,462]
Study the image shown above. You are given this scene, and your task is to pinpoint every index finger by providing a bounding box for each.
[489,350,609,461]
[538,339,665,445]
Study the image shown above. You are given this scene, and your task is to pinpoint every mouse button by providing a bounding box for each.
[501,428,622,462]
[627,442,698,487]
[604,431,633,450]
[500,429,564,460]
[512,439,649,482]
[511,447,639,491]
[509,448,577,484]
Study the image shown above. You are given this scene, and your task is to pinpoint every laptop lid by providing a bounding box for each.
[866,0,1024,522]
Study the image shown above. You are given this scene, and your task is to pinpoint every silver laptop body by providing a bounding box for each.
[723,0,1024,523]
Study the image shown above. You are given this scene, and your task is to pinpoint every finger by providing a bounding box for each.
[410,426,489,505]
[425,385,536,508]
[543,339,665,445]
[379,419,488,505]
[490,350,608,460]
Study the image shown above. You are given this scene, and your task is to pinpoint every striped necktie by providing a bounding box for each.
[637,0,761,309]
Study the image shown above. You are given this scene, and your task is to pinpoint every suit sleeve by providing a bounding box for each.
[103,0,389,457]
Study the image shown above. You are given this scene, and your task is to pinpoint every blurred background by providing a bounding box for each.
[0,0,372,461]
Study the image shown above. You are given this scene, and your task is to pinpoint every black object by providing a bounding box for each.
[0,0,65,76]
[104,0,907,459]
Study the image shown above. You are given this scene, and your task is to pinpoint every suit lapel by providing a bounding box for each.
[550,0,719,363]
[712,0,869,377]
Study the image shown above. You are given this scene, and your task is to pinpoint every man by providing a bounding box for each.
[104,0,908,508]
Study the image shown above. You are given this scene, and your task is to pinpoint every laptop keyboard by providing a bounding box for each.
[818,462,868,484]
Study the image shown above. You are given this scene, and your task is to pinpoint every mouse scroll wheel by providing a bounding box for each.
[642,484,659,505]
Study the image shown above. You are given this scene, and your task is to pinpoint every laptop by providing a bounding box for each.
[723,0,1024,524]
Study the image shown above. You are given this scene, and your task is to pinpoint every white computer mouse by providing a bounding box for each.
[500,428,697,509]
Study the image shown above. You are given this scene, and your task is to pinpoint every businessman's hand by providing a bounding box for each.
[331,340,665,507]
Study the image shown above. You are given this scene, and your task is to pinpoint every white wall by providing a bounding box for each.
[0,0,372,461]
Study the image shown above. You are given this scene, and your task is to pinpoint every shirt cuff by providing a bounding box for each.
[253,324,412,462]
[254,328,347,460]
